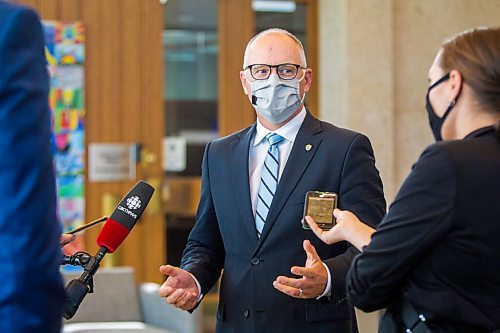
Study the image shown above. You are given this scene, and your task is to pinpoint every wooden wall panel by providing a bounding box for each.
[218,0,255,136]
[19,0,165,283]
[139,0,165,283]
[80,0,101,259]
[59,0,80,21]
[99,0,122,143]
[304,0,319,117]
[19,0,38,9]
[120,0,144,278]
[98,0,126,267]
[38,0,58,19]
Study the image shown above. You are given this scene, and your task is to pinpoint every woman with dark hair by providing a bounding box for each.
[306,27,500,332]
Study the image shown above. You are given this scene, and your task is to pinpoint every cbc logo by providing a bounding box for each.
[126,196,141,210]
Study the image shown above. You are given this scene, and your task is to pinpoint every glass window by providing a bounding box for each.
[254,0,307,49]
[163,0,218,177]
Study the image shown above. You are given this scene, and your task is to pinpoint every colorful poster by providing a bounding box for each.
[43,21,85,252]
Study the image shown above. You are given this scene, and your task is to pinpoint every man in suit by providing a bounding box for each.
[160,28,386,333]
[0,1,65,332]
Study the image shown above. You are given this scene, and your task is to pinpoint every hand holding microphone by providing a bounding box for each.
[60,234,76,246]
[61,215,108,247]
[63,180,155,319]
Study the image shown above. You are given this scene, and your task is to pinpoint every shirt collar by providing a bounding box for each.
[463,125,496,139]
[252,107,307,146]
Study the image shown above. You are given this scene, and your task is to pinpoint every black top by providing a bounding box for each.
[347,127,500,332]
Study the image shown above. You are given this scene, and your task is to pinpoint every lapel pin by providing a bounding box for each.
[305,144,312,151]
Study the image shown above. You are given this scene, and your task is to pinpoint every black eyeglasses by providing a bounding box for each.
[244,63,304,80]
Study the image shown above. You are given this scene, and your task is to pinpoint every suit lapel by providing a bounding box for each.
[254,112,323,254]
[230,124,259,245]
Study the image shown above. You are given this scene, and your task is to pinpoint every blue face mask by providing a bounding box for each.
[425,73,460,141]
[250,74,305,124]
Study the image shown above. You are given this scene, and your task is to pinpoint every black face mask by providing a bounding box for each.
[425,73,458,141]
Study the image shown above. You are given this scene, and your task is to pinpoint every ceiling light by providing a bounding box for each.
[252,1,296,13]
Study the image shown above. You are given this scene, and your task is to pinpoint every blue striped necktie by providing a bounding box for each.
[255,133,284,237]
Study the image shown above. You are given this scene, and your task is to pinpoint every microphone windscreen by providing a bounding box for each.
[96,180,155,252]
[109,180,155,230]
[96,218,130,253]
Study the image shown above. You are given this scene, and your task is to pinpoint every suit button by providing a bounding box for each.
[251,257,260,265]
[244,310,250,318]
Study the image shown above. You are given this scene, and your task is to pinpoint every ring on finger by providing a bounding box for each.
[298,288,303,297]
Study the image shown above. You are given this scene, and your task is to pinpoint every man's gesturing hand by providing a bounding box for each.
[159,265,200,311]
[273,240,328,299]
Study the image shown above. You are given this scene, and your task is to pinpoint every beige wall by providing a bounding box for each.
[319,0,500,203]
[393,0,500,188]
[318,0,396,201]
[318,1,500,331]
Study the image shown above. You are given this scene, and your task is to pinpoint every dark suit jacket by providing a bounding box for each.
[0,2,65,332]
[181,112,386,333]
[347,127,500,333]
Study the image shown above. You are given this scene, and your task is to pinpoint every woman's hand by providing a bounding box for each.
[304,209,347,245]
[305,208,375,251]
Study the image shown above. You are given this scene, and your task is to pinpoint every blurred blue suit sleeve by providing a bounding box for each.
[0,2,65,332]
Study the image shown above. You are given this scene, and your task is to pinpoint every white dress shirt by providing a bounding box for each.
[249,108,307,216]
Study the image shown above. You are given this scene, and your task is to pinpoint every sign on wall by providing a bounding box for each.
[89,143,136,182]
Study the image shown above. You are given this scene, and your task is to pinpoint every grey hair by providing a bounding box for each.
[243,28,307,68]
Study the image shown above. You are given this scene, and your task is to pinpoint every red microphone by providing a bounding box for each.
[63,180,155,319]
[96,180,155,252]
